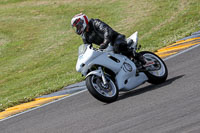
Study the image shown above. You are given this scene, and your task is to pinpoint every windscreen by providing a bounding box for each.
[78,44,88,56]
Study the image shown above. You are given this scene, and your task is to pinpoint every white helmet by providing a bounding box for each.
[71,13,89,35]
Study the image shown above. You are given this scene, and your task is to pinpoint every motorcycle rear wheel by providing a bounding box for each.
[86,74,118,103]
[140,51,168,84]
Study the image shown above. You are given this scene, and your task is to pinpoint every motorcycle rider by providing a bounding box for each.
[71,13,146,65]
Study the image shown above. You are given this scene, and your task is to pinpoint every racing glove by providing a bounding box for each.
[99,43,108,49]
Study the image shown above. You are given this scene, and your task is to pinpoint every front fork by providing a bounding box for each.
[98,67,108,85]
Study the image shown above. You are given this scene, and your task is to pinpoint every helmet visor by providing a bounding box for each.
[72,19,84,35]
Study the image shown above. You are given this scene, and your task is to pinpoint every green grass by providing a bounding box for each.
[0,0,200,111]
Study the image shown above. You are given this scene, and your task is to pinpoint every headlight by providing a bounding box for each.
[78,44,88,56]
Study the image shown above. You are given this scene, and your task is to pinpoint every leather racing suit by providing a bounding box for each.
[81,18,132,57]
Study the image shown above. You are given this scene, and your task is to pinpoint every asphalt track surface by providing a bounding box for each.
[1,45,200,133]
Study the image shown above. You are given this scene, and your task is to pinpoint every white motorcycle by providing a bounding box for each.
[76,31,168,103]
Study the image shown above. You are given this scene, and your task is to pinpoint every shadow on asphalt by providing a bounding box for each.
[117,75,185,102]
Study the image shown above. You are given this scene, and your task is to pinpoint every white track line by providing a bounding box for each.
[0,90,87,122]
[1,43,200,122]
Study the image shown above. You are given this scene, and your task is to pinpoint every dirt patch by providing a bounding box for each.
[140,0,190,39]
[6,0,105,8]
[114,0,156,33]
[0,34,9,46]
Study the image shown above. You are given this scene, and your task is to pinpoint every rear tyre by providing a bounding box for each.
[86,74,118,103]
[140,51,168,84]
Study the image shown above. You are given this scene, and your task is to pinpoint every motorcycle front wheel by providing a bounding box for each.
[140,51,168,84]
[86,74,118,103]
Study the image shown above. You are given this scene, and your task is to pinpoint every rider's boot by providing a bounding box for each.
[135,52,146,65]
[133,52,148,72]
[126,48,147,73]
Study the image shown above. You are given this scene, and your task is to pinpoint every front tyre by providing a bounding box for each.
[140,51,168,84]
[86,74,118,103]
